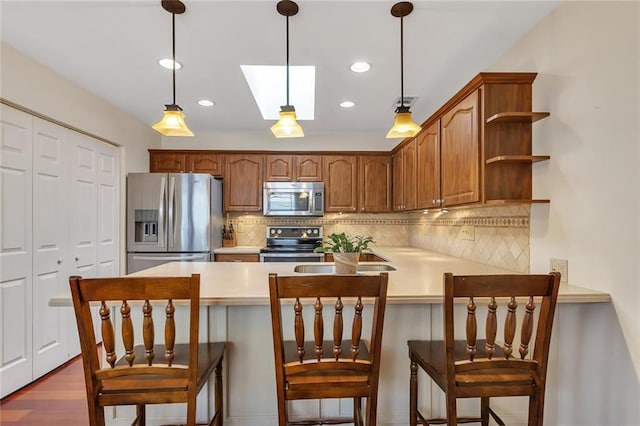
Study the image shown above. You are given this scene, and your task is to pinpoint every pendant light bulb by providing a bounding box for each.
[154,0,193,137]
[272,0,303,139]
[387,2,421,139]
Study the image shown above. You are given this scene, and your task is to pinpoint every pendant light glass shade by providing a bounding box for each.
[153,104,194,137]
[273,0,303,138]
[386,106,421,138]
[271,107,304,138]
[154,0,193,137]
[387,2,421,139]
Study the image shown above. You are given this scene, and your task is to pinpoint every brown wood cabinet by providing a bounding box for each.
[214,253,259,262]
[323,155,358,212]
[393,139,417,211]
[265,155,322,182]
[416,121,441,209]
[224,154,264,212]
[149,150,223,176]
[440,90,480,206]
[359,155,392,212]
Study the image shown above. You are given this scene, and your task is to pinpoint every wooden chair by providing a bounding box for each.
[69,274,225,426]
[268,272,389,426]
[408,272,560,426]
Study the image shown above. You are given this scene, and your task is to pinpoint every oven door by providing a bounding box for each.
[260,252,324,262]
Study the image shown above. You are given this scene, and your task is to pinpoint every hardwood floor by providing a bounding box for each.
[0,355,89,425]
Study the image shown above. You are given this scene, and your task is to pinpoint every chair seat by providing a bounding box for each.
[408,339,535,392]
[102,342,225,397]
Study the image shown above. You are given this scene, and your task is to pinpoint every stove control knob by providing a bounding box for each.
[306,229,312,234]
[270,229,276,235]
[313,229,319,234]
[277,229,282,234]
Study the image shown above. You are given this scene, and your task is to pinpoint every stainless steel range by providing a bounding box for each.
[259,226,324,262]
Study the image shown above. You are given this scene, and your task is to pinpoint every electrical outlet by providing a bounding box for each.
[550,258,568,284]
[461,225,475,241]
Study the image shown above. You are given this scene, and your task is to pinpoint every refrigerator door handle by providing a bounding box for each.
[168,175,176,249]
[158,176,166,248]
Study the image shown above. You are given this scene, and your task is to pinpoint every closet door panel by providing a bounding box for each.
[97,143,119,277]
[32,119,70,377]
[0,105,33,398]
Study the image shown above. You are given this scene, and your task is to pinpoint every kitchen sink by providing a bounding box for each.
[293,264,397,273]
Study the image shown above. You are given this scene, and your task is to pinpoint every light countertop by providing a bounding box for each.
[51,247,609,306]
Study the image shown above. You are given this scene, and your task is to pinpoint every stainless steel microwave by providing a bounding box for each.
[263,182,324,216]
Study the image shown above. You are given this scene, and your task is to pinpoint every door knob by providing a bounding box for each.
[57,259,63,264]
[75,256,79,261]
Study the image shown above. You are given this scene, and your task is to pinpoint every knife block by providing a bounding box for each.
[222,230,237,247]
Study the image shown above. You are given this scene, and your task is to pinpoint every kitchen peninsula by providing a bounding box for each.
[52,247,609,425]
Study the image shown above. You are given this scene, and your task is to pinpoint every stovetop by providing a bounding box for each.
[261,226,323,253]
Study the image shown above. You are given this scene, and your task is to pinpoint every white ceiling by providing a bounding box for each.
[0,0,560,138]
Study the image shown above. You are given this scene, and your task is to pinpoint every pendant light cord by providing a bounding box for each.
[400,16,404,108]
[172,12,176,106]
[285,14,290,106]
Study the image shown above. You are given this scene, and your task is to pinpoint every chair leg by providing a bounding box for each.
[410,359,418,426]
[445,391,457,426]
[354,397,363,426]
[215,361,224,426]
[136,404,146,426]
[366,392,378,426]
[480,398,489,426]
[186,391,197,426]
[528,392,544,426]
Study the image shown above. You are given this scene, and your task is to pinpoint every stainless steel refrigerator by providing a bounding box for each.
[126,173,222,273]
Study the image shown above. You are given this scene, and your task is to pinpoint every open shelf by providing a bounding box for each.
[486,112,550,124]
[485,199,550,205]
[486,155,550,164]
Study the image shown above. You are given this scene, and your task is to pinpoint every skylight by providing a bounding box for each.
[241,65,315,120]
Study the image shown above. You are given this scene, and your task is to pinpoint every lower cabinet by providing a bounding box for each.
[215,253,259,262]
[0,104,120,398]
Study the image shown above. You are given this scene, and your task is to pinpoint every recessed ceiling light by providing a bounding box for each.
[198,99,215,107]
[350,62,371,73]
[340,101,356,108]
[158,58,182,70]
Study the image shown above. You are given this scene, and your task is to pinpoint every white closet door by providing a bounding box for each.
[68,132,98,278]
[97,142,119,277]
[32,118,72,377]
[0,105,34,398]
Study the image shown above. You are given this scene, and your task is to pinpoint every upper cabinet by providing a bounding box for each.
[401,72,549,210]
[359,155,393,213]
[416,121,441,209]
[265,154,322,182]
[149,150,223,177]
[224,154,264,212]
[393,139,417,211]
[323,155,358,212]
[440,90,480,206]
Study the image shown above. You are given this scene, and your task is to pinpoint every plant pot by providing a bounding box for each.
[333,252,359,274]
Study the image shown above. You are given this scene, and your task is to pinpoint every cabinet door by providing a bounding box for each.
[441,90,480,206]
[393,150,404,211]
[224,154,264,212]
[150,151,186,172]
[403,139,417,210]
[0,105,33,398]
[359,155,392,212]
[294,155,322,182]
[416,121,441,209]
[265,155,293,181]
[323,156,358,212]
[188,153,223,176]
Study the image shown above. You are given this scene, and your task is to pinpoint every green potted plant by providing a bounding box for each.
[314,232,375,274]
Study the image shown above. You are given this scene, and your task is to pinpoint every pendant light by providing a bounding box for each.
[152,0,194,137]
[271,0,304,138]
[386,1,421,139]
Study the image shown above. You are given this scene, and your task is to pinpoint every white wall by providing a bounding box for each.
[160,130,397,151]
[489,1,640,423]
[1,42,159,173]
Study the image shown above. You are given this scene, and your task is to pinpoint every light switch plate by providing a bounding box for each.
[550,258,568,284]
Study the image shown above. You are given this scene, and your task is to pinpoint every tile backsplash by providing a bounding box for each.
[227,205,530,273]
